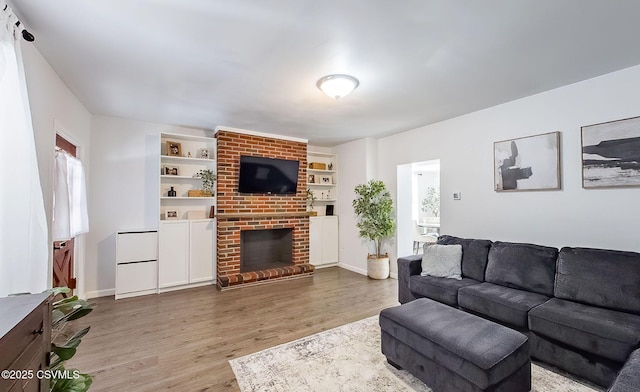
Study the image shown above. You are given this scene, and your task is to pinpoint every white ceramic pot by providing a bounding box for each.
[367,255,390,279]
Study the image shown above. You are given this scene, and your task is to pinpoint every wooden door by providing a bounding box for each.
[53,134,77,293]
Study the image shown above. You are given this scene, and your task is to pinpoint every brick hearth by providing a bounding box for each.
[215,129,314,288]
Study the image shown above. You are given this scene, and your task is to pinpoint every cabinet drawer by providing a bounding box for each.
[117,231,157,263]
[116,261,158,294]
[0,305,44,371]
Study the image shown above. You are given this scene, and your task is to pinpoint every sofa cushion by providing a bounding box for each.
[556,247,640,315]
[609,348,640,392]
[409,275,480,306]
[421,244,463,280]
[529,298,640,363]
[458,282,550,328]
[485,241,558,296]
[437,235,493,281]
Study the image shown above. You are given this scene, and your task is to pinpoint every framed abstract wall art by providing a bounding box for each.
[581,116,640,188]
[494,131,561,192]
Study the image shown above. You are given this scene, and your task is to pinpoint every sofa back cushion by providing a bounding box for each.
[485,241,558,296]
[436,235,492,281]
[555,247,640,314]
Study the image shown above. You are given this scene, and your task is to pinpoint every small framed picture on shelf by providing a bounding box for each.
[320,176,332,184]
[164,166,179,175]
[166,141,182,156]
[199,148,210,159]
[165,210,179,220]
[308,174,316,184]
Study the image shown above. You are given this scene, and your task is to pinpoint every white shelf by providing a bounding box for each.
[159,218,215,222]
[161,132,214,142]
[315,199,337,202]
[308,183,336,187]
[161,155,215,163]
[161,175,200,180]
[308,151,336,158]
[308,169,336,174]
[161,197,215,200]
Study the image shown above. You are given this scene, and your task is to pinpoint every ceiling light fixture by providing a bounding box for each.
[316,74,359,100]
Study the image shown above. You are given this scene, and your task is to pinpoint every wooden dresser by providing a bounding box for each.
[0,293,51,392]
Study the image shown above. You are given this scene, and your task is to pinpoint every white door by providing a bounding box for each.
[322,216,339,264]
[309,217,322,266]
[189,220,214,283]
[159,221,189,288]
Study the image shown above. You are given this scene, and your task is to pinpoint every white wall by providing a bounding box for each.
[85,116,209,297]
[334,138,379,275]
[361,64,640,277]
[21,43,92,292]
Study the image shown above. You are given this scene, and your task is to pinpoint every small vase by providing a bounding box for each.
[168,186,176,197]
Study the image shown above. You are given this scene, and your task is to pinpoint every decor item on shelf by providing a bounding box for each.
[420,187,440,217]
[581,115,640,188]
[494,131,560,191]
[309,162,327,170]
[187,190,206,197]
[316,74,359,100]
[307,188,317,216]
[209,206,215,219]
[168,186,176,197]
[308,174,316,184]
[353,180,396,279]
[187,152,192,158]
[320,176,332,184]
[165,210,178,220]
[199,148,210,159]
[164,166,179,176]
[326,205,334,216]
[48,286,95,392]
[166,141,182,157]
[328,162,333,170]
[197,169,216,197]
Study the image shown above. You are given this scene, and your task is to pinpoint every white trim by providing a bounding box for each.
[160,131,214,142]
[157,281,212,293]
[85,288,115,299]
[337,262,367,276]
[214,126,308,144]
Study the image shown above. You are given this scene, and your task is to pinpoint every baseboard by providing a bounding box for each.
[85,288,115,299]
[337,263,367,276]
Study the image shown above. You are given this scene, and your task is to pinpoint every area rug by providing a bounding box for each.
[229,316,601,392]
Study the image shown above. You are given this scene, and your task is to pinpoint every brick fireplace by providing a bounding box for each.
[215,129,314,289]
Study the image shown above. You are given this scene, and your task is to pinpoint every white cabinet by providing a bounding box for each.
[159,219,215,290]
[116,230,158,299]
[309,216,339,267]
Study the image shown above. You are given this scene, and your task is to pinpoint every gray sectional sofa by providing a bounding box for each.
[397,235,640,390]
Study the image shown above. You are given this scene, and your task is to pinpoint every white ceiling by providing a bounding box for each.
[10,0,640,146]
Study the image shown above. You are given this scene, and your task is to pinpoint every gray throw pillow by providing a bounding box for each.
[421,244,463,280]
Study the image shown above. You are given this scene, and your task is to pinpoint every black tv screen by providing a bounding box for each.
[238,155,300,194]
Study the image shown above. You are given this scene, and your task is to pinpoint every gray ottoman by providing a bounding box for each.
[380,298,530,392]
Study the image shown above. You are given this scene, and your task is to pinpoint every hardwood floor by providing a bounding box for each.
[68,267,399,391]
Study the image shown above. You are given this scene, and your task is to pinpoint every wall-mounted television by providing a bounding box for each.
[238,155,300,194]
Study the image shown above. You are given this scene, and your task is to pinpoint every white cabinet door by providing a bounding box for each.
[309,216,339,266]
[117,231,157,263]
[309,217,322,266]
[321,216,339,264]
[159,221,189,288]
[189,220,214,283]
[116,261,158,295]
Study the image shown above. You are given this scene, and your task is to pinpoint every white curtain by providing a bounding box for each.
[53,151,89,241]
[0,1,49,296]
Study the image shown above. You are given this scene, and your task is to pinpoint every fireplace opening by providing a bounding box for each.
[240,228,294,272]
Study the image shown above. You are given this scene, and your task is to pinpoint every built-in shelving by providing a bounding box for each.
[307,150,337,216]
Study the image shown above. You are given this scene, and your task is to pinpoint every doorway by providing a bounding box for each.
[397,160,440,257]
[53,134,76,292]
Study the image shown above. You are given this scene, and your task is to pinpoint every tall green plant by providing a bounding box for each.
[352,180,396,258]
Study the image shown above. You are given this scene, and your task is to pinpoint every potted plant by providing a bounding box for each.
[306,188,317,216]
[352,179,396,279]
[197,169,216,197]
